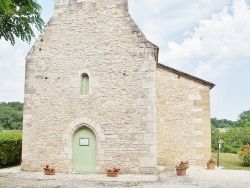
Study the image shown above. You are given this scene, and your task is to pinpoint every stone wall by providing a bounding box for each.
[22,0,158,174]
[156,65,212,166]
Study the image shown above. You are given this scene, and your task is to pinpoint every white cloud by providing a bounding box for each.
[129,0,230,46]
[163,0,250,80]
[1,0,249,120]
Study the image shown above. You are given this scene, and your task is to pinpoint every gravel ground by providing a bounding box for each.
[0,166,250,188]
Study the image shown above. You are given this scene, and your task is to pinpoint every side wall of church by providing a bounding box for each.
[156,67,212,166]
[21,0,158,174]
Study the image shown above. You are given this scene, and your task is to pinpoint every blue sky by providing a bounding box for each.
[1,0,250,121]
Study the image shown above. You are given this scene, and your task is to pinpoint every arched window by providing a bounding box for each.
[81,74,89,95]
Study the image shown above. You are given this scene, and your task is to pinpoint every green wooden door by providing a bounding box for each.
[73,127,96,172]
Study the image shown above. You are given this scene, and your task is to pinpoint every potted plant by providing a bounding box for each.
[207,158,216,170]
[175,165,186,176]
[43,164,55,175]
[180,160,189,169]
[175,160,189,176]
[105,167,120,177]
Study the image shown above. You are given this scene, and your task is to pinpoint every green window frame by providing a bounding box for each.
[81,74,89,95]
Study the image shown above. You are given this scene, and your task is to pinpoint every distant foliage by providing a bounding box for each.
[212,109,250,153]
[0,131,22,168]
[221,127,250,153]
[211,129,220,152]
[0,102,23,130]
[211,118,237,128]
[237,110,250,127]
[238,145,250,167]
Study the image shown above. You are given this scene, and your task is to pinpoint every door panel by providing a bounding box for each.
[73,127,96,172]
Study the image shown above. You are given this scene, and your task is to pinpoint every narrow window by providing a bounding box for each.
[81,74,89,95]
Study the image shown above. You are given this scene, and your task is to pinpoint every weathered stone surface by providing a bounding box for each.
[22,0,213,174]
[156,67,212,166]
[22,0,157,174]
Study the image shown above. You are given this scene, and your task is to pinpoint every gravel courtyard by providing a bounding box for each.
[0,166,250,188]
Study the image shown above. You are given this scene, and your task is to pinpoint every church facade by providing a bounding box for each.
[21,0,214,174]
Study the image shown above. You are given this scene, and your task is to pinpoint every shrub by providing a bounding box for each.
[238,145,250,167]
[0,131,22,168]
[221,144,239,154]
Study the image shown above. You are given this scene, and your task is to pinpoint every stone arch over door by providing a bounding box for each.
[62,117,105,173]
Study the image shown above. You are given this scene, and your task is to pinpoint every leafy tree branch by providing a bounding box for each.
[0,0,44,45]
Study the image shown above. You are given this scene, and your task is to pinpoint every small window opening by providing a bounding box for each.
[81,74,89,95]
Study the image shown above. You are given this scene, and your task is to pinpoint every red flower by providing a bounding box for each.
[44,164,55,172]
[105,167,120,172]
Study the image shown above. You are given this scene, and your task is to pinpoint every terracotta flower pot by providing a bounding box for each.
[107,171,118,177]
[207,163,216,170]
[44,170,55,175]
[176,168,186,176]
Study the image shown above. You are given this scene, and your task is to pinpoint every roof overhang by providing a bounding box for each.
[157,63,215,89]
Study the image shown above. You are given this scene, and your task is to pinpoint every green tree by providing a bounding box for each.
[216,127,250,153]
[220,128,243,153]
[211,109,250,153]
[0,0,44,45]
[0,102,23,130]
[211,118,236,128]
[211,129,220,151]
[237,109,250,127]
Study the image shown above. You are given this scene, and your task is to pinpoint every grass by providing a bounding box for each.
[212,152,250,171]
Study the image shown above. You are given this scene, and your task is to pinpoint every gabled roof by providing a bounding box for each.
[157,63,215,89]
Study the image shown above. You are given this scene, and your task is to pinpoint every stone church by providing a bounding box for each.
[22,0,215,174]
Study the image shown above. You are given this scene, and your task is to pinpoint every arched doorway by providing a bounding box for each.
[72,126,96,172]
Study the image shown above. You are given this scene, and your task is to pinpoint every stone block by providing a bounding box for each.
[140,157,157,167]
[144,133,156,145]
